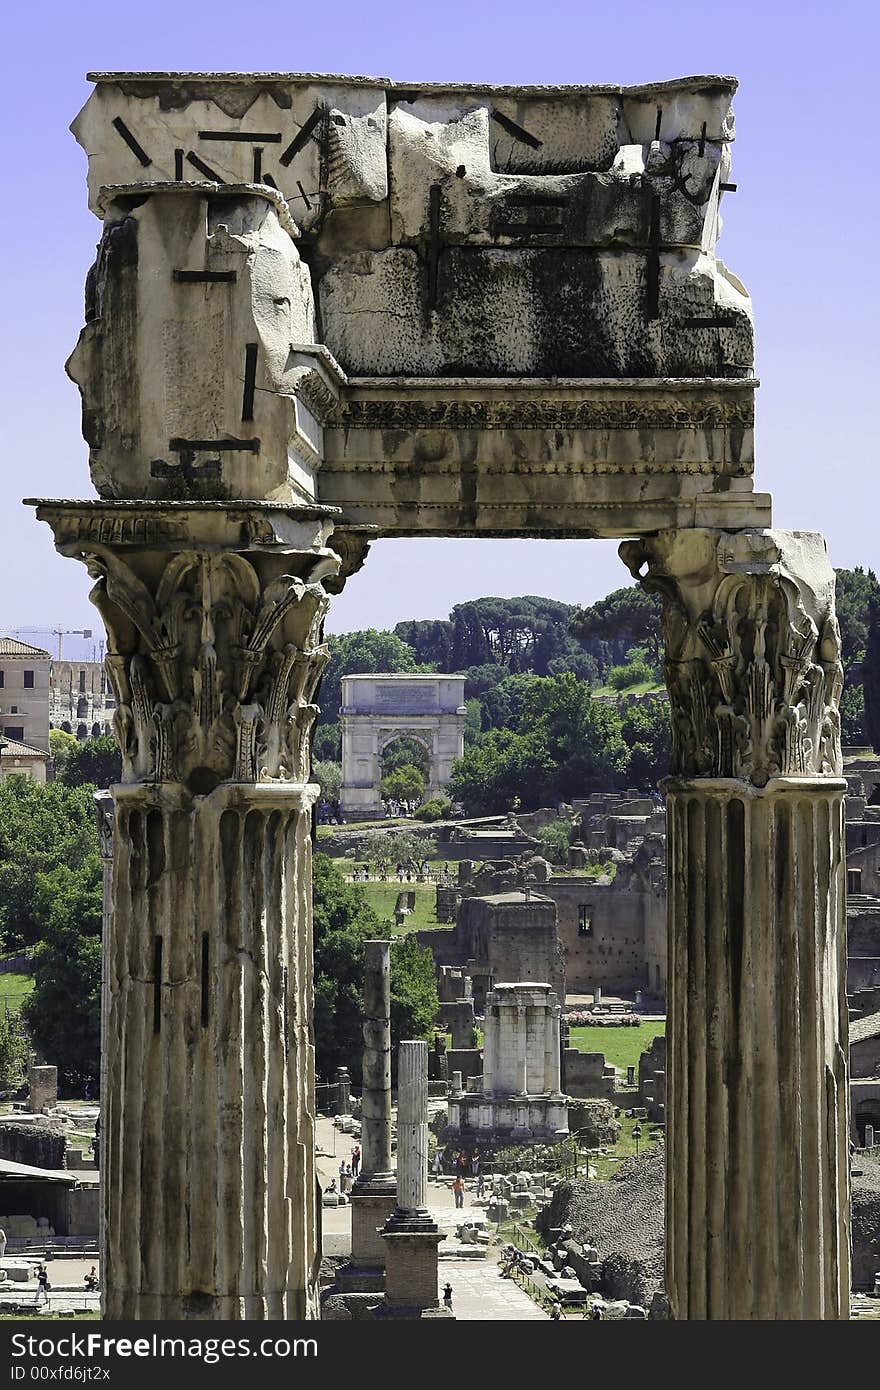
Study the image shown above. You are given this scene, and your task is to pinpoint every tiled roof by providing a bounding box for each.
[0,737,48,760]
[0,637,50,658]
[850,1009,880,1046]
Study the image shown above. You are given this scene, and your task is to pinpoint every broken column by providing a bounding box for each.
[27,1065,58,1114]
[347,940,396,1284]
[623,528,850,1320]
[380,1041,446,1317]
[335,1066,352,1117]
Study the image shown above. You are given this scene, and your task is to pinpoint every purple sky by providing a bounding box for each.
[2,0,877,647]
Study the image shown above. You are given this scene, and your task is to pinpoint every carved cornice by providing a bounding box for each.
[328,397,754,433]
[621,529,844,786]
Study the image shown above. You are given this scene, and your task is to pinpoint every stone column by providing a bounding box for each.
[621,528,850,1320]
[380,1041,446,1317]
[93,790,114,1303]
[335,1066,351,1117]
[347,940,396,1280]
[33,500,340,1320]
[389,1041,431,1219]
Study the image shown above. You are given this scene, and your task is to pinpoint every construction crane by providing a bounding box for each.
[12,626,94,661]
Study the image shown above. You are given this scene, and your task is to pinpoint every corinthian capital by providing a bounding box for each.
[33,500,340,791]
[620,529,844,785]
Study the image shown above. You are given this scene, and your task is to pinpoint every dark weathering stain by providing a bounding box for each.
[458,454,478,532]
[433,247,654,376]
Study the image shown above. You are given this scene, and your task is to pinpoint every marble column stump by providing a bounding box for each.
[380,1041,447,1318]
[622,527,850,1320]
[345,940,397,1287]
[33,499,341,1319]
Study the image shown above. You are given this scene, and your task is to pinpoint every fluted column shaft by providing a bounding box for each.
[358,940,394,1184]
[620,526,850,1321]
[666,778,849,1319]
[104,782,318,1319]
[34,500,338,1320]
[395,1041,428,1214]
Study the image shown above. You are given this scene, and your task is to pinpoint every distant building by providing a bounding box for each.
[0,638,50,753]
[0,736,49,784]
[49,659,115,740]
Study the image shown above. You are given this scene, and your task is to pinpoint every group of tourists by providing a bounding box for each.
[382,798,421,818]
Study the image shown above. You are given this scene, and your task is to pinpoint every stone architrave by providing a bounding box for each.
[339,674,466,820]
[621,527,850,1320]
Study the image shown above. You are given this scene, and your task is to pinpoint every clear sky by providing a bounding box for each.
[2,0,877,645]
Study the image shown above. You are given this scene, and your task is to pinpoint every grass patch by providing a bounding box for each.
[588,1113,664,1179]
[567,1020,665,1072]
[0,973,34,1013]
[356,881,445,935]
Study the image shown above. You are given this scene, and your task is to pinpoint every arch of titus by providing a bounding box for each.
[340,673,466,819]
[30,71,849,1320]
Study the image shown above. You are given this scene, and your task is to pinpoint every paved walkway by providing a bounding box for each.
[439,1257,547,1320]
[316,1114,547,1319]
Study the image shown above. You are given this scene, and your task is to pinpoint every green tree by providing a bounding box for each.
[450,671,631,813]
[312,854,379,1083]
[389,935,439,1056]
[618,699,671,787]
[835,568,880,669]
[0,1013,27,1093]
[393,618,453,668]
[55,734,122,790]
[21,859,103,1091]
[313,759,342,802]
[572,585,663,673]
[536,818,573,864]
[49,728,79,779]
[381,764,426,803]
[863,603,880,752]
[0,779,101,951]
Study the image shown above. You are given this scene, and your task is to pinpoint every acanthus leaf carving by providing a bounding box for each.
[621,529,844,785]
[72,540,330,789]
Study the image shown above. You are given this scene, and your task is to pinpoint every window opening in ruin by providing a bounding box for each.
[578,906,592,936]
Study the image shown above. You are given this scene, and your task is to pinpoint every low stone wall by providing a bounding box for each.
[0,1121,66,1170]
[563,1050,616,1100]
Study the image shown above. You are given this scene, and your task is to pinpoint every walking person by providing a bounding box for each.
[351,1143,360,1177]
[452,1175,465,1209]
[443,1282,453,1310]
